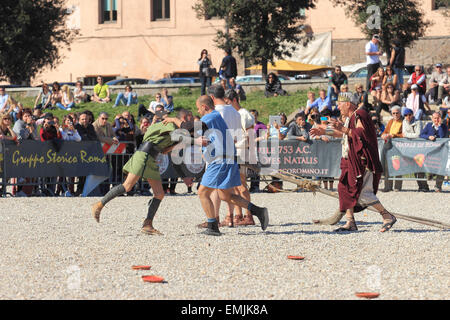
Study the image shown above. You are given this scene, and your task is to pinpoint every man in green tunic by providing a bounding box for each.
[91,110,193,235]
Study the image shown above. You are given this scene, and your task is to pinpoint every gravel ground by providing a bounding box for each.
[0,181,449,300]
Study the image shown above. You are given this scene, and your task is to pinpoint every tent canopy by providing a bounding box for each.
[246,60,329,72]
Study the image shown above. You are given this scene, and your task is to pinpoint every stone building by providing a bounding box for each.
[33,0,449,85]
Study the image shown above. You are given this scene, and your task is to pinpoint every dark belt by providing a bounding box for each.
[137,141,160,158]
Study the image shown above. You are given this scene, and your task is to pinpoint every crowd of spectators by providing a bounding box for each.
[0,43,449,197]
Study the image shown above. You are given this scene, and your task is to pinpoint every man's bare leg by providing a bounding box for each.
[334,208,358,232]
[198,185,222,236]
[92,173,141,222]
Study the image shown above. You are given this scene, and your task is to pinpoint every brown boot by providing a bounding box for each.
[92,201,104,223]
[141,219,163,235]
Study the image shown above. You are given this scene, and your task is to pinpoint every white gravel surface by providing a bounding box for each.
[0,182,449,300]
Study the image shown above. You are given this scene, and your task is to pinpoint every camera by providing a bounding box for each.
[310,114,318,120]
[31,115,38,121]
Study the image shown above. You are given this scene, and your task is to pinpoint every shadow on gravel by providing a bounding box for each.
[238,230,369,235]
[390,229,449,233]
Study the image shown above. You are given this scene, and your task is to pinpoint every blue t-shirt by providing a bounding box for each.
[201,110,236,163]
[0,94,9,112]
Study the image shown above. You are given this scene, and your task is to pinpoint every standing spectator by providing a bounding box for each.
[404,84,429,120]
[365,34,382,90]
[327,65,347,102]
[419,112,448,192]
[92,76,111,103]
[59,115,81,142]
[389,39,405,88]
[309,89,332,113]
[229,77,246,102]
[73,81,89,104]
[0,86,9,113]
[34,83,52,110]
[60,85,75,110]
[93,112,119,194]
[13,109,39,142]
[75,112,98,141]
[381,106,403,192]
[383,66,399,91]
[198,49,213,95]
[249,109,267,193]
[402,108,427,192]
[425,63,447,105]
[405,65,427,95]
[220,48,237,87]
[40,114,62,195]
[73,112,98,196]
[113,85,138,108]
[264,73,287,97]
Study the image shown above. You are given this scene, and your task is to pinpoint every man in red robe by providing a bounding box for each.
[310,92,397,232]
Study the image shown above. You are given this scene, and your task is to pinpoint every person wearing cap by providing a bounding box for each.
[404,84,429,121]
[401,108,428,192]
[419,112,448,192]
[365,34,382,91]
[380,106,403,192]
[91,110,195,235]
[310,91,397,232]
[194,95,269,236]
[425,64,447,105]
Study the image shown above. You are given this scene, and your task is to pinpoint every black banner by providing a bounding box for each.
[2,140,110,178]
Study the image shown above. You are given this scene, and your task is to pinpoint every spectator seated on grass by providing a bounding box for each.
[92,76,111,103]
[265,73,287,97]
[403,84,430,120]
[425,63,446,105]
[309,89,332,113]
[34,83,52,110]
[0,86,10,113]
[378,82,401,116]
[73,81,89,104]
[229,77,246,102]
[113,85,138,108]
[369,67,385,106]
[160,88,174,112]
[60,85,75,110]
[304,91,316,116]
[404,65,426,96]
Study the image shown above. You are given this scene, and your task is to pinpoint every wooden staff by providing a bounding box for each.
[243,164,450,230]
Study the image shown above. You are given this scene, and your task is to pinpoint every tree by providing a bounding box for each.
[330,0,432,60]
[0,0,78,84]
[193,0,316,79]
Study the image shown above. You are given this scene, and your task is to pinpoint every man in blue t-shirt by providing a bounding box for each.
[195,95,269,236]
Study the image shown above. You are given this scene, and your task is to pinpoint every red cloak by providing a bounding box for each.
[338,108,383,212]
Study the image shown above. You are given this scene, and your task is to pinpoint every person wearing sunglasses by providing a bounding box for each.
[380,106,403,192]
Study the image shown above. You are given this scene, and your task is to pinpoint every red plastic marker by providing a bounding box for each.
[132,265,151,270]
[142,275,164,283]
[355,292,380,299]
[287,255,305,260]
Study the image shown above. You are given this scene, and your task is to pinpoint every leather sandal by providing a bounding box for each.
[380,211,397,232]
[235,215,255,226]
[334,219,358,232]
[233,215,244,226]
[220,215,234,227]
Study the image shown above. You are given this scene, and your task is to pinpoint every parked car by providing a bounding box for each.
[349,65,415,78]
[155,77,200,84]
[105,78,154,85]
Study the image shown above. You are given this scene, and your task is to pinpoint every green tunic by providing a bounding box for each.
[123,122,176,181]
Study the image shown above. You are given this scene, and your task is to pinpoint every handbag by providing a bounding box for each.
[205,67,217,77]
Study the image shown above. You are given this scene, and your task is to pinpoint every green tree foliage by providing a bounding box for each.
[331,0,432,59]
[0,0,78,84]
[193,0,316,79]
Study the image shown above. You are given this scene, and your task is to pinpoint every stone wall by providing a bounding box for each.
[332,36,450,70]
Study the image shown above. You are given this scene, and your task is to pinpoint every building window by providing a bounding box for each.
[432,0,449,10]
[151,0,170,21]
[101,0,117,23]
